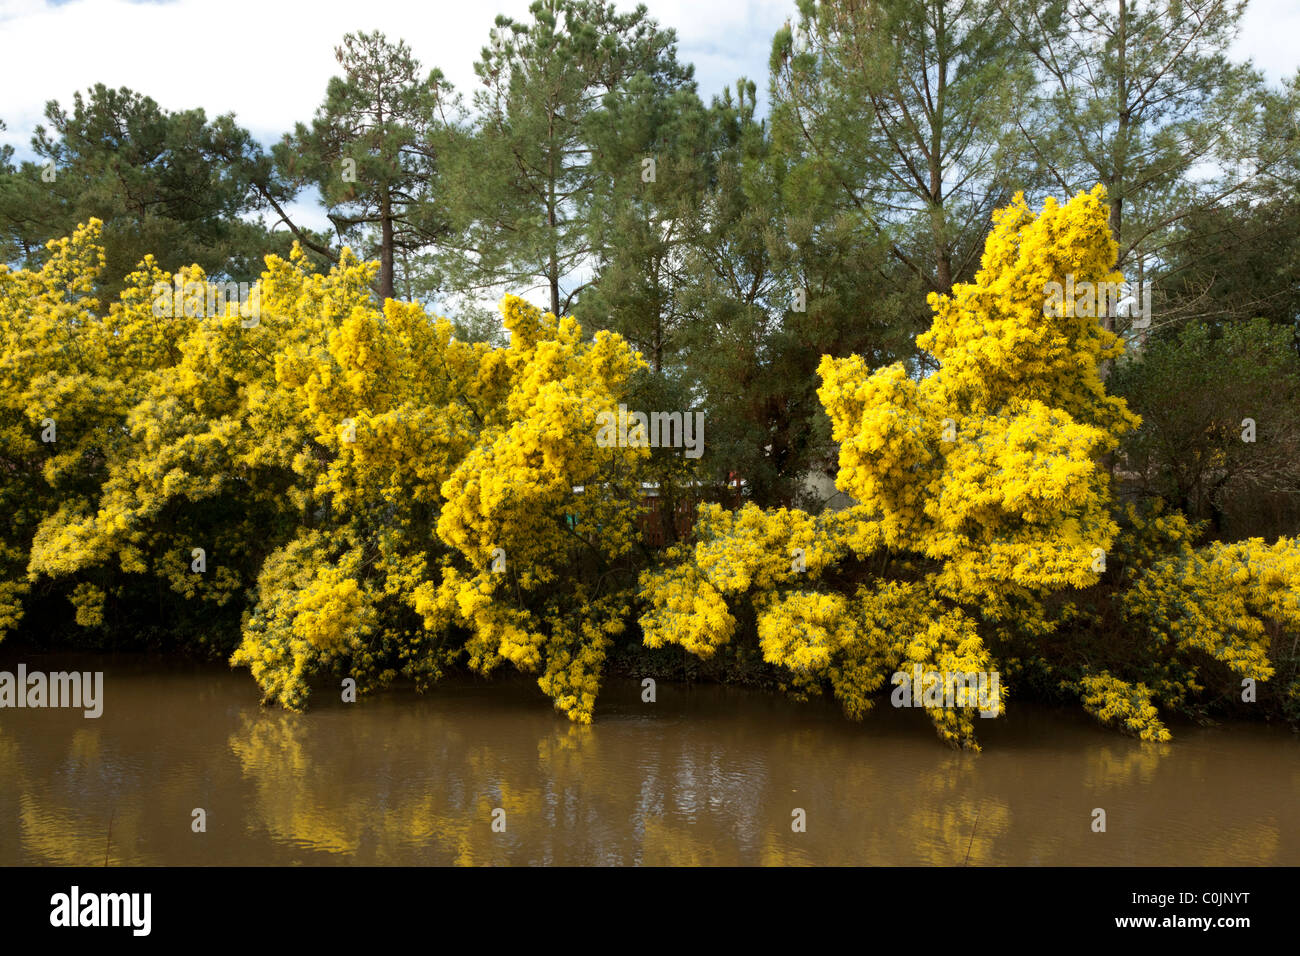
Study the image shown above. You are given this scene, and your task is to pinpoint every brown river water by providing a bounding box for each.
[1,651,1297,865]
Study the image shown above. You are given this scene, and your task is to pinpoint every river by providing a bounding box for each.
[2,651,1296,865]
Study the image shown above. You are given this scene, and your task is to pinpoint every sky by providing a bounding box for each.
[0,0,799,232]
[1,0,1297,235]
[0,0,792,154]
[3,0,1296,155]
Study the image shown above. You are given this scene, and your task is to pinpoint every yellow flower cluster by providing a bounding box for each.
[3,195,1296,744]
[639,186,1296,747]
[1076,673,1172,742]
[1,226,651,722]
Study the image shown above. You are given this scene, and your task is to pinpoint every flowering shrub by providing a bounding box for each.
[640,186,1298,747]
[2,190,1296,744]
[2,226,647,719]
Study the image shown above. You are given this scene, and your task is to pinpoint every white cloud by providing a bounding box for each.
[1232,0,1300,84]
[0,0,791,158]
[9,0,1286,160]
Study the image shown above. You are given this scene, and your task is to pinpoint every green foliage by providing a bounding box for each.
[1111,318,1300,537]
[277,31,459,301]
[437,0,695,319]
[0,85,298,296]
[772,0,1036,295]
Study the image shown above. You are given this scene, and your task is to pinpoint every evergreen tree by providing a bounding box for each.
[675,81,920,508]
[439,0,695,318]
[1003,0,1288,345]
[770,0,1036,298]
[0,86,293,295]
[278,30,459,302]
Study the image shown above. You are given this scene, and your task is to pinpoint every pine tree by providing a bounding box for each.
[439,0,694,318]
[278,31,458,302]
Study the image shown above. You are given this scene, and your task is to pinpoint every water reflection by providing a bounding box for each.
[0,655,1296,865]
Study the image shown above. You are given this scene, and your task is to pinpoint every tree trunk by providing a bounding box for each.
[1100,0,1129,382]
[380,185,395,302]
[548,107,560,317]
